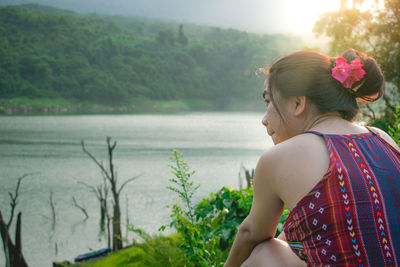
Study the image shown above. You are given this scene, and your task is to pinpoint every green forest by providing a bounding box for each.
[0,4,304,112]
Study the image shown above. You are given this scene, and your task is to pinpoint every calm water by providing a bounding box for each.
[0,112,273,267]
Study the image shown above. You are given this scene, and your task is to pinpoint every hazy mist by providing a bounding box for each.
[0,0,330,34]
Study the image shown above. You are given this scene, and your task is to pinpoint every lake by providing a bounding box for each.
[0,112,273,267]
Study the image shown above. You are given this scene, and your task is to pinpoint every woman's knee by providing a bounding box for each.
[241,238,306,267]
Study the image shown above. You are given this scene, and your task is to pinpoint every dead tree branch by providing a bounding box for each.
[49,191,56,230]
[7,173,30,228]
[77,181,101,200]
[118,175,142,195]
[0,173,33,267]
[80,137,141,251]
[240,165,254,189]
[81,140,111,180]
[72,197,88,219]
[77,178,109,231]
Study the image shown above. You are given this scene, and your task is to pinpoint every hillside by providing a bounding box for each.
[0,4,304,111]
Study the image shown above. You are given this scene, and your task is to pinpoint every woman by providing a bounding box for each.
[224,49,400,266]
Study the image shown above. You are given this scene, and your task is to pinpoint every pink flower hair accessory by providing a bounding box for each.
[331,56,366,90]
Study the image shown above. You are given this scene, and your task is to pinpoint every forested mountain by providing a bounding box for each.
[0,4,303,108]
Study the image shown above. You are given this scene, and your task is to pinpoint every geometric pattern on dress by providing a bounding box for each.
[283,131,400,267]
[350,139,397,267]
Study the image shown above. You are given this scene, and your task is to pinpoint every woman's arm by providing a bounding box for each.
[224,151,285,266]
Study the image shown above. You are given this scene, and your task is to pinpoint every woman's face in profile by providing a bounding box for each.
[261,81,292,145]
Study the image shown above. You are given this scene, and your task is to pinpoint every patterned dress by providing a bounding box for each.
[283,130,400,266]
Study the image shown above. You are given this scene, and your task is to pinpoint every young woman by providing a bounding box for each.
[224,49,400,266]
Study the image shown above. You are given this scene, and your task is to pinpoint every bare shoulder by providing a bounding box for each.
[369,126,400,151]
[256,135,313,187]
[259,133,327,166]
[257,134,330,209]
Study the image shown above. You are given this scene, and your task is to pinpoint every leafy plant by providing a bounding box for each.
[166,149,199,225]
[195,187,252,252]
[195,187,289,252]
[164,150,290,266]
[164,149,220,266]
[388,106,400,146]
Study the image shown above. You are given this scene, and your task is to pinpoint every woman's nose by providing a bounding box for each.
[262,114,268,127]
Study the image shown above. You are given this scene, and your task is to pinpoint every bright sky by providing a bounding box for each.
[122,0,344,35]
[276,0,342,34]
[2,0,360,34]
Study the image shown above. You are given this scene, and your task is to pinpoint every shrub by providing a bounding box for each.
[164,149,289,266]
[388,107,400,146]
[163,149,221,266]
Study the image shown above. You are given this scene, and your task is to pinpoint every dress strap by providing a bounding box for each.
[301,130,325,136]
[365,126,378,136]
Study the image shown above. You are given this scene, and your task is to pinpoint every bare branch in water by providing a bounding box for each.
[72,197,89,219]
[49,191,56,230]
[7,172,38,228]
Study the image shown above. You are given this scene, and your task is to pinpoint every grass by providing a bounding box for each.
[71,234,185,267]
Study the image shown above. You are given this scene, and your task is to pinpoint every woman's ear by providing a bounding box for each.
[292,96,307,117]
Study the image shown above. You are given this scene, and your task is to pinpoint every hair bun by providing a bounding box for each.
[341,49,384,102]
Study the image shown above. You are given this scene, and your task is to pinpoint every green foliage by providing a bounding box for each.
[76,233,185,267]
[388,107,400,146]
[178,24,188,47]
[370,109,396,133]
[164,150,289,266]
[196,187,288,251]
[78,150,290,266]
[167,150,199,225]
[164,149,220,266]
[195,187,252,252]
[313,8,371,54]
[0,4,303,107]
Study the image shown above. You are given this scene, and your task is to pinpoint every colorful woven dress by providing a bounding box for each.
[283,129,400,266]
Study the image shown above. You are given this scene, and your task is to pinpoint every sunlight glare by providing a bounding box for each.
[339,0,385,11]
[358,0,385,11]
[288,0,342,34]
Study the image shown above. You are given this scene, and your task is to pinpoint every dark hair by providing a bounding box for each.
[264,49,384,121]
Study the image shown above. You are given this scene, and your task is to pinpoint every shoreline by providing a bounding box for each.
[0,98,264,115]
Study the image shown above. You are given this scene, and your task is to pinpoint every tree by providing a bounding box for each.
[81,137,141,251]
[0,174,32,267]
[156,29,175,47]
[0,5,303,110]
[77,178,111,247]
[178,24,188,46]
[313,0,400,113]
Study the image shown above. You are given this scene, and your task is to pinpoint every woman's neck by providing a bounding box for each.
[301,112,367,135]
[303,112,345,132]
